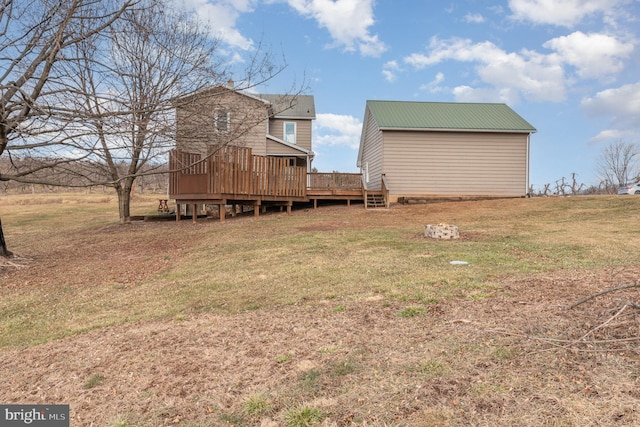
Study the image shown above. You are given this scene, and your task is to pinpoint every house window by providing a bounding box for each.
[284,122,296,144]
[214,108,230,132]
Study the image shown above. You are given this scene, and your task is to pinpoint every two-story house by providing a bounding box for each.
[173,84,316,170]
[169,84,345,221]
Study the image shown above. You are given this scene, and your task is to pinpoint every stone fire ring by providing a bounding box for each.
[425,223,459,240]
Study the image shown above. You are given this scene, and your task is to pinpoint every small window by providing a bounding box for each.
[284,122,296,144]
[214,108,230,132]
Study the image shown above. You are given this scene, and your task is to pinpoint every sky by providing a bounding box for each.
[174,0,640,191]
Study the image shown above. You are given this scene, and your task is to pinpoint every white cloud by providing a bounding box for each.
[508,0,629,27]
[419,72,445,93]
[582,82,640,143]
[589,128,633,143]
[382,60,400,82]
[286,0,387,57]
[543,31,634,79]
[582,82,640,120]
[177,0,256,50]
[464,13,485,23]
[402,30,635,104]
[453,86,521,104]
[404,37,566,103]
[314,113,363,149]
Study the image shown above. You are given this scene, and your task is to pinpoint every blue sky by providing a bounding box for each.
[175,0,640,190]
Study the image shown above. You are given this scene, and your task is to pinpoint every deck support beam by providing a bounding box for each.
[176,202,181,222]
[192,204,198,223]
[219,202,226,222]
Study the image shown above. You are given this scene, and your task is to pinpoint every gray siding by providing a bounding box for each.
[360,107,384,190]
[382,131,528,197]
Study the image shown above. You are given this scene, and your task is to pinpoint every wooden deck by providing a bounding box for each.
[169,147,371,221]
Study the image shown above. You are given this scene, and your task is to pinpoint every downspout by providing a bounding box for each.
[526,133,531,196]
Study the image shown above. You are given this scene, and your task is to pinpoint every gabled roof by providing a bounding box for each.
[366,100,536,133]
[259,94,316,120]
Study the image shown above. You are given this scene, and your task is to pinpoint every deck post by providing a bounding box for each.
[287,201,292,215]
[347,199,351,207]
[253,200,260,217]
[176,202,181,222]
[313,199,317,209]
[192,204,197,223]
[219,203,226,222]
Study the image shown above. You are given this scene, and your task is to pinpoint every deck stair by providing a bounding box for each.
[365,191,386,209]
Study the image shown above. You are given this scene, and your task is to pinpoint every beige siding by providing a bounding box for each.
[176,89,268,156]
[266,139,307,155]
[268,118,312,152]
[360,108,384,189]
[383,131,528,197]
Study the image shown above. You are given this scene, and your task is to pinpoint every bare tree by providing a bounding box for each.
[569,173,585,195]
[53,0,226,222]
[57,0,290,223]
[0,0,136,257]
[596,141,640,193]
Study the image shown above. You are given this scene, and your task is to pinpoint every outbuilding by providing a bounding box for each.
[357,100,536,202]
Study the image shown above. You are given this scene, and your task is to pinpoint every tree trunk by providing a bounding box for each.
[116,183,133,224]
[0,216,12,258]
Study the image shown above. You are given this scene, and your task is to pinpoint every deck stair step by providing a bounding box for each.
[366,191,386,209]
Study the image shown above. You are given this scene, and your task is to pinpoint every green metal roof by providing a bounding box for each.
[366,100,536,133]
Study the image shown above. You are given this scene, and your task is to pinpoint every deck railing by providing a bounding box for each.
[170,148,365,200]
[169,147,306,198]
[307,172,362,191]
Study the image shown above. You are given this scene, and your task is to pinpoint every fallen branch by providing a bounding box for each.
[569,282,640,309]
[0,254,30,270]
[576,303,629,341]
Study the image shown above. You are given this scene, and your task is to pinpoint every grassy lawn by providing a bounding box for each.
[2,194,639,347]
[1,193,639,426]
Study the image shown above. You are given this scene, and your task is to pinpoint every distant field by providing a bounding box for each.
[1,194,639,426]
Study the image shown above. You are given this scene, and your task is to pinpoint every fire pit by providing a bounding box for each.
[425,223,459,240]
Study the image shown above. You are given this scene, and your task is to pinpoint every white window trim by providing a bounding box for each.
[283,121,296,144]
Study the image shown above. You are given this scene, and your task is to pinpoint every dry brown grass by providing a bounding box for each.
[1,194,640,426]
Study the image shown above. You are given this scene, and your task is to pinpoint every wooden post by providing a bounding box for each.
[313,199,317,209]
[347,199,351,207]
[254,201,260,217]
[287,201,292,215]
[219,203,226,222]
[176,202,181,221]
[192,204,197,223]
